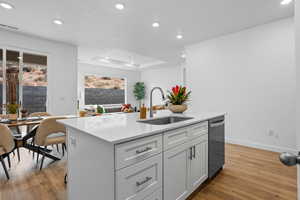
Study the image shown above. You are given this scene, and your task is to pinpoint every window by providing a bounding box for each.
[22,53,47,113]
[84,75,125,105]
[6,50,20,105]
[0,48,47,114]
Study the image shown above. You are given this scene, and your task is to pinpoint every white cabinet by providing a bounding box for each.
[116,121,209,200]
[164,125,208,200]
[143,189,162,200]
[116,154,162,200]
[189,135,208,191]
[164,143,190,200]
[188,121,208,140]
[115,134,163,170]
[163,127,189,151]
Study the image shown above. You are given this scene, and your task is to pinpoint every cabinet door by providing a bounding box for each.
[164,143,190,200]
[116,154,162,200]
[189,136,208,191]
[143,189,162,200]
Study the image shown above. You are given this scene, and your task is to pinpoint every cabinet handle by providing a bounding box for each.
[189,147,193,160]
[210,121,224,128]
[193,146,196,158]
[136,147,152,154]
[136,176,152,187]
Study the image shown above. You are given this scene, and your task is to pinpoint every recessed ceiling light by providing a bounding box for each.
[53,19,64,25]
[181,54,186,58]
[176,34,183,40]
[125,63,133,67]
[281,0,293,5]
[152,22,160,28]
[0,2,14,10]
[115,3,125,10]
[100,57,111,63]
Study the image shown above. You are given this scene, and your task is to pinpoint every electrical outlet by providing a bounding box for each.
[70,136,77,147]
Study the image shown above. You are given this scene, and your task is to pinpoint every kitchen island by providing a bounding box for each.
[59,111,225,200]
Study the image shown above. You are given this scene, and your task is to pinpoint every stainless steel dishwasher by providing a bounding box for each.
[208,116,225,178]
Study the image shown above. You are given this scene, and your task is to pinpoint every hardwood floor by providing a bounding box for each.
[0,144,297,200]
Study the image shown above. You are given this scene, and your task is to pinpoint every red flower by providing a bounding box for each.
[176,85,179,94]
[172,85,179,95]
[172,87,176,94]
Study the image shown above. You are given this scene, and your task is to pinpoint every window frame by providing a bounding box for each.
[0,46,49,114]
[83,74,127,106]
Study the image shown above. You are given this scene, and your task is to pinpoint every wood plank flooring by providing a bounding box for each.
[0,144,297,200]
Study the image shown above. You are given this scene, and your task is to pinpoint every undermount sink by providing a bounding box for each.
[137,116,194,125]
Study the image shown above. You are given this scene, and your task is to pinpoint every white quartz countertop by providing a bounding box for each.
[58,111,226,144]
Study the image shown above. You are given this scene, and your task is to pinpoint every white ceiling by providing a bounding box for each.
[0,0,294,69]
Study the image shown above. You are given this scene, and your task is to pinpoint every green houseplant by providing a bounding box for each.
[133,82,145,108]
[97,105,105,114]
[167,85,191,113]
[7,104,19,114]
[6,103,19,120]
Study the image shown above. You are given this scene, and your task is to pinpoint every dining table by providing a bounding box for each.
[0,115,77,162]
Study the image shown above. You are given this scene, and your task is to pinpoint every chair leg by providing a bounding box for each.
[16,147,20,162]
[31,138,35,158]
[62,144,65,157]
[7,154,11,168]
[40,151,46,170]
[36,147,40,164]
[56,144,59,152]
[0,155,9,180]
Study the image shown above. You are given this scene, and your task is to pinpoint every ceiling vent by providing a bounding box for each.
[0,24,18,31]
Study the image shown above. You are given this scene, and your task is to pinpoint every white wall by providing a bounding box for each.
[295,1,300,198]
[186,18,296,153]
[78,63,141,108]
[0,29,78,115]
[141,65,184,106]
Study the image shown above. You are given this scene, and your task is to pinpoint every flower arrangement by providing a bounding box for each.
[167,85,191,105]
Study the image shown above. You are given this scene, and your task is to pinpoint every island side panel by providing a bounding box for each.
[67,127,115,200]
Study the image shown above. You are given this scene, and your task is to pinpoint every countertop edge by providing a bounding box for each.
[59,112,226,144]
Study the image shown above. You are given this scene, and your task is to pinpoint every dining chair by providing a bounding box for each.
[34,116,67,170]
[0,114,23,163]
[29,112,65,157]
[27,112,51,158]
[0,124,15,179]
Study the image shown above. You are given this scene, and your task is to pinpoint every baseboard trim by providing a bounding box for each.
[225,138,297,154]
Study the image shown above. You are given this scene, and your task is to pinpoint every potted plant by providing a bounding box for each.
[133,82,145,108]
[96,105,105,115]
[6,103,19,120]
[167,85,191,113]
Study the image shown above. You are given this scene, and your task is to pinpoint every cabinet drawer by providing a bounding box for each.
[115,134,163,170]
[143,189,162,200]
[116,154,162,200]
[188,121,208,140]
[164,127,189,151]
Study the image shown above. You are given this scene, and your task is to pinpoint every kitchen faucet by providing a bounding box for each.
[150,87,165,118]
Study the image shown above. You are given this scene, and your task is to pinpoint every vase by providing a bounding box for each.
[168,104,188,113]
[8,114,18,121]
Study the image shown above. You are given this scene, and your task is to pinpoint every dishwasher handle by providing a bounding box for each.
[210,120,224,128]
